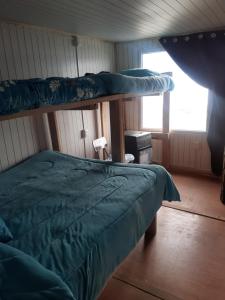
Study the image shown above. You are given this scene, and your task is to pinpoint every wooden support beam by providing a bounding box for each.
[162,90,170,169]
[67,104,98,110]
[0,92,161,122]
[109,100,125,162]
[47,112,60,151]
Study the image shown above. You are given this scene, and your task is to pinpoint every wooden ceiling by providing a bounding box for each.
[0,0,225,42]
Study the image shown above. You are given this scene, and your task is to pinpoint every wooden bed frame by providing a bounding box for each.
[0,91,170,238]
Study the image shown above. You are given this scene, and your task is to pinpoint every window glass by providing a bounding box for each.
[142,52,208,131]
[142,95,163,130]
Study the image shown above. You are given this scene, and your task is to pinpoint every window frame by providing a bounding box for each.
[140,72,171,136]
[141,52,209,133]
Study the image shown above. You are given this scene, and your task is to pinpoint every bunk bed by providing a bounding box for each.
[0,72,179,300]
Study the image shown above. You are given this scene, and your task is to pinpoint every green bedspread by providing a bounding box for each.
[0,151,179,300]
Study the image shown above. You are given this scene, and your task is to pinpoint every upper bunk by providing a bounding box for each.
[0,70,173,163]
[0,71,174,121]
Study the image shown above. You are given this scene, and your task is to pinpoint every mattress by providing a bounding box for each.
[0,151,179,300]
[0,72,174,116]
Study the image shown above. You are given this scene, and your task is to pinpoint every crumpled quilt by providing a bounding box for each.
[0,72,174,116]
[0,242,75,300]
[0,151,179,300]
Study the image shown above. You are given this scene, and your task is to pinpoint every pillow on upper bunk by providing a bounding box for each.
[119,68,160,77]
[0,217,13,242]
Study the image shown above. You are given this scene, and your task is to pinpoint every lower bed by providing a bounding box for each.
[0,151,179,300]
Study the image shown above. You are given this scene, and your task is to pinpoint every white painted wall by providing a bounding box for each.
[115,38,162,71]
[0,21,115,171]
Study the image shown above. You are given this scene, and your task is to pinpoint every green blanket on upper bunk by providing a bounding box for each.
[0,151,179,300]
[0,71,174,116]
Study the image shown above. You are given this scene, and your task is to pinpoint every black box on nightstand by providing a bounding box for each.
[125,130,152,164]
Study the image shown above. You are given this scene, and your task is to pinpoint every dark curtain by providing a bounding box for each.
[207,92,225,175]
[159,31,225,175]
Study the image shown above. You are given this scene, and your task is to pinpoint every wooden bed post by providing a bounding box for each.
[162,90,170,169]
[109,100,125,162]
[145,215,157,242]
[47,112,61,151]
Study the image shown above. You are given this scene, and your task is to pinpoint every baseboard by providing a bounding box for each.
[168,165,220,180]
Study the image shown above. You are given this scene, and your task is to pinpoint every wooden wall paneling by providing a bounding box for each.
[1,23,16,79]
[0,23,54,170]
[22,117,37,155]
[182,133,190,167]
[7,119,23,163]
[115,39,163,72]
[200,133,211,171]
[0,21,115,170]
[15,118,30,159]
[74,111,84,157]
[0,25,9,79]
[1,121,16,167]
[151,139,163,164]
[0,123,9,171]
[170,132,176,167]
[42,113,53,150]
[62,111,73,154]
[56,110,85,157]
[30,29,44,77]
[82,110,98,159]
[124,98,140,131]
[169,132,211,174]
[68,111,80,157]
[33,114,52,151]
[23,27,37,78]
[0,116,41,171]
[7,25,21,78]
[55,111,68,154]
[47,112,60,151]
[71,111,85,157]
[64,111,75,155]
[18,26,33,78]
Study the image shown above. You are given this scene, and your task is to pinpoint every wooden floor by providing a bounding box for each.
[164,173,225,220]
[98,174,225,300]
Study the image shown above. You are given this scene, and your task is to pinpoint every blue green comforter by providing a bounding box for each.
[0,242,75,300]
[0,151,179,300]
[0,72,174,116]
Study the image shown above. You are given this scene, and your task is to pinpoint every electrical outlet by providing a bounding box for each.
[80,129,88,138]
[72,36,78,47]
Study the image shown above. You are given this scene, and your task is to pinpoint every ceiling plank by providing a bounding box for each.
[0,0,225,41]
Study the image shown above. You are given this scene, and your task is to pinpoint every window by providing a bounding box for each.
[142,94,163,130]
[142,52,208,132]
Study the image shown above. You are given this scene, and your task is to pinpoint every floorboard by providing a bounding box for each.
[98,174,225,300]
[163,173,225,220]
[114,207,225,300]
[98,278,160,300]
